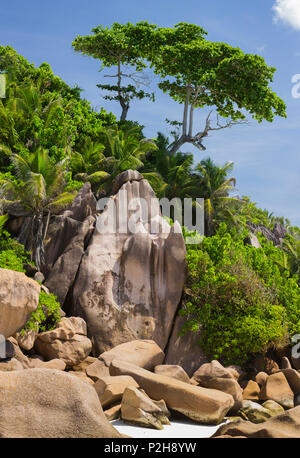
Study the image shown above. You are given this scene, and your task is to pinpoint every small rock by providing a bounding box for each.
[239,400,273,424]
[34,271,45,283]
[255,372,268,387]
[121,386,170,430]
[262,400,285,416]
[16,329,38,351]
[281,357,292,370]
[242,380,260,401]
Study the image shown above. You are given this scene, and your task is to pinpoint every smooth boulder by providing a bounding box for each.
[0,369,121,438]
[99,340,164,371]
[110,359,234,425]
[0,268,40,338]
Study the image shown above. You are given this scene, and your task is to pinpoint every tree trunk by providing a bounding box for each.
[120,103,129,121]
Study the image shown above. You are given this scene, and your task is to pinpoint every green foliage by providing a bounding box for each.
[22,290,61,333]
[72,22,157,120]
[0,230,30,272]
[181,224,300,365]
[0,46,115,168]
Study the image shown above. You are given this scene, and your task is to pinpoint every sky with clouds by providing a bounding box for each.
[0,0,299,225]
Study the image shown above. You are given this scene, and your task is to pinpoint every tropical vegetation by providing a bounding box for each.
[0,22,299,364]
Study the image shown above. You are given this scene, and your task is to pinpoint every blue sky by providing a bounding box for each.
[1,0,300,225]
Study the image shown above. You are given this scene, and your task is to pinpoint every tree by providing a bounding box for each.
[68,139,109,191]
[72,22,156,121]
[149,23,287,154]
[0,148,76,270]
[194,158,240,236]
[96,125,158,194]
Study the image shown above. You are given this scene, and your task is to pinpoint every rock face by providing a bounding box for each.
[110,359,234,424]
[34,317,92,366]
[99,340,164,371]
[121,386,170,430]
[0,268,40,339]
[164,312,209,376]
[0,369,120,438]
[213,406,300,438]
[71,171,187,355]
[44,215,95,306]
[62,182,97,222]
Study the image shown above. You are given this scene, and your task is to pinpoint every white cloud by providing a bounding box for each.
[272,0,300,30]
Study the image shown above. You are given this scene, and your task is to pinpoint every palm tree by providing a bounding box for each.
[98,125,159,194]
[68,139,109,191]
[0,148,77,270]
[142,132,196,199]
[194,158,239,236]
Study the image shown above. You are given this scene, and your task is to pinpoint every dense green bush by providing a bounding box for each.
[23,290,61,334]
[181,224,300,365]
[0,230,30,272]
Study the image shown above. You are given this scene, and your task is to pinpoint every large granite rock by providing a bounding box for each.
[0,369,121,438]
[44,215,95,306]
[110,359,234,424]
[0,268,40,339]
[99,340,164,371]
[72,171,187,355]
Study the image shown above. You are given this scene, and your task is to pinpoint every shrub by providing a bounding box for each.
[181,224,300,366]
[22,290,61,334]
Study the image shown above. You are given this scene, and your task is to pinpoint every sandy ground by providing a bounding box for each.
[111,417,226,438]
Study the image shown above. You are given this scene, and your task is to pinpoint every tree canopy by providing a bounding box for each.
[72,22,157,121]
